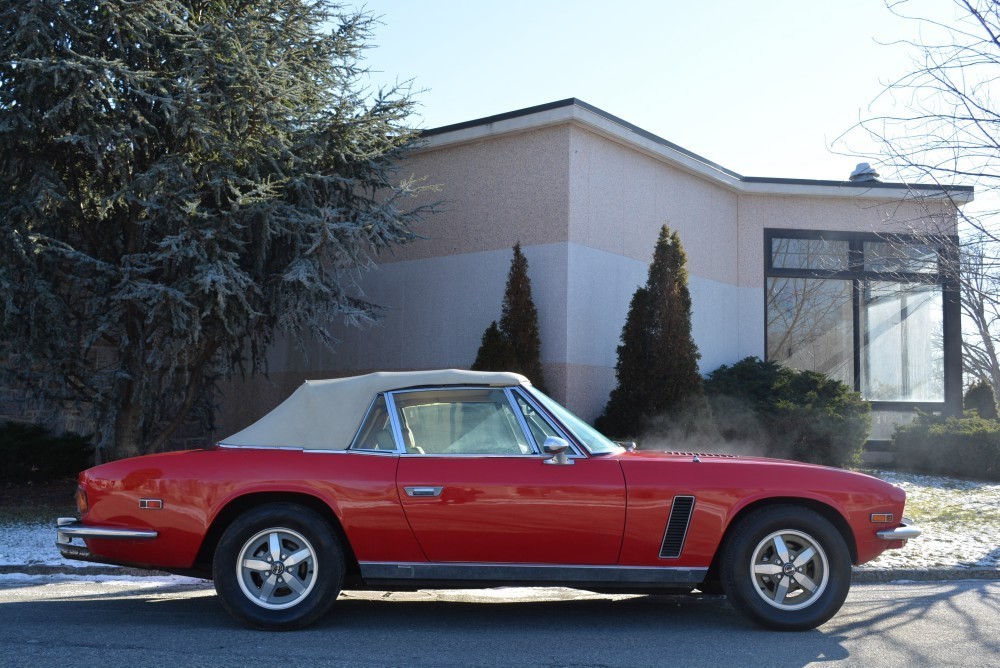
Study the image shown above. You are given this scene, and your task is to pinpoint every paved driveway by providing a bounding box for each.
[0,579,996,667]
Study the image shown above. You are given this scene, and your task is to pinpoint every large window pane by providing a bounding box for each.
[864,241,938,274]
[860,282,944,401]
[767,277,854,387]
[771,237,850,272]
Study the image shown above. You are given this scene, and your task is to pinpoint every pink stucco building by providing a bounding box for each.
[218,99,972,442]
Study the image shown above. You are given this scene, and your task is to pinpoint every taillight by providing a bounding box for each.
[75,487,89,514]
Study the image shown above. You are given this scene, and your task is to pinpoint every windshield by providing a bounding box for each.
[526,388,623,455]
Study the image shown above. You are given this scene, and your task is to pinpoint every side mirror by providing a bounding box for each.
[542,436,573,465]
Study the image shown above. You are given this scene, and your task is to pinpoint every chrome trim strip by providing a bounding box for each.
[358,562,708,584]
[219,444,355,454]
[334,449,395,456]
[216,443,309,451]
[504,387,542,454]
[56,518,158,543]
[384,392,408,454]
[398,453,549,458]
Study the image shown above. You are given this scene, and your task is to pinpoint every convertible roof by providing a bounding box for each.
[219,369,529,450]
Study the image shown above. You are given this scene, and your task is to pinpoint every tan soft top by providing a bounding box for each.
[219,369,530,450]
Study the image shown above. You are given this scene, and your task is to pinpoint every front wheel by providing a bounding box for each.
[213,503,344,630]
[720,505,851,631]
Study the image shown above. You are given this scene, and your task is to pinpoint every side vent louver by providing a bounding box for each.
[659,495,695,559]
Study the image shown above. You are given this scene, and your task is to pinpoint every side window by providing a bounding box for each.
[350,395,397,452]
[513,392,559,447]
[392,388,532,455]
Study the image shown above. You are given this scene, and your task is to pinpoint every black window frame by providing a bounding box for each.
[764,228,961,415]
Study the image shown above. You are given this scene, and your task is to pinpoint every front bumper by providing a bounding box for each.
[876,516,922,541]
[56,517,158,562]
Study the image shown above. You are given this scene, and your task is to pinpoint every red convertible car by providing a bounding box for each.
[56,369,920,631]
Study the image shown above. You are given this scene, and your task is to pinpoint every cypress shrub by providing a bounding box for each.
[472,243,547,391]
[596,226,705,438]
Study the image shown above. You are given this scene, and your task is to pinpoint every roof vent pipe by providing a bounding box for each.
[849,162,880,182]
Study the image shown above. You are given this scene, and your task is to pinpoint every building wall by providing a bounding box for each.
[561,126,743,419]
[389,124,572,261]
[215,113,962,436]
[217,125,575,435]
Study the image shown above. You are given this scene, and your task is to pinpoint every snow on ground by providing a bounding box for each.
[1,470,996,585]
[858,470,1000,571]
[0,522,83,568]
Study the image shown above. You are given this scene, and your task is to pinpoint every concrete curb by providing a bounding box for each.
[851,567,999,582]
[2,564,997,582]
[0,565,178,577]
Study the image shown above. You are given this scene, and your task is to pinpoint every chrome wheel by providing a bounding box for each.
[750,529,829,611]
[721,505,850,630]
[236,527,318,610]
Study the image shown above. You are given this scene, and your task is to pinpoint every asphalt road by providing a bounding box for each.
[0,579,997,667]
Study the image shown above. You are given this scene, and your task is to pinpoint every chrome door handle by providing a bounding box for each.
[404,486,444,497]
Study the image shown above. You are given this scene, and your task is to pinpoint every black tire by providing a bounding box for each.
[720,505,851,631]
[212,503,344,630]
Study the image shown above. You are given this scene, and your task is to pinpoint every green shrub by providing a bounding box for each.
[0,421,93,483]
[892,413,1000,481]
[964,381,998,420]
[703,357,870,468]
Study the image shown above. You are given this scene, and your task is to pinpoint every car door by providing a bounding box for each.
[392,387,626,564]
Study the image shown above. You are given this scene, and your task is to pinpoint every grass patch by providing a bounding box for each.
[867,469,1000,529]
[904,500,997,525]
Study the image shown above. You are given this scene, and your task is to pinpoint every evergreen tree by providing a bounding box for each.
[965,381,998,420]
[471,243,547,391]
[0,1,430,460]
[596,226,703,438]
[471,321,516,372]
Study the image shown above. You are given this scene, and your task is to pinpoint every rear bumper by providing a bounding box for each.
[56,517,158,562]
[876,517,922,541]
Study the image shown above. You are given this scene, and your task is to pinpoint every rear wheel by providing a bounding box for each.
[213,503,344,630]
[720,505,851,631]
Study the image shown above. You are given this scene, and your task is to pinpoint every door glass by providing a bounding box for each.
[392,388,532,455]
[349,395,397,451]
[513,391,558,448]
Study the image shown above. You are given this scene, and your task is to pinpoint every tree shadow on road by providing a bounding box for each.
[4,581,996,667]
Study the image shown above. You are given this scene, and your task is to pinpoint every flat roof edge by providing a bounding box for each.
[420,98,581,138]
[417,99,974,200]
[741,175,974,194]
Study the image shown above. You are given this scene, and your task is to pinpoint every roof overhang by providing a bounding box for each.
[416,98,975,204]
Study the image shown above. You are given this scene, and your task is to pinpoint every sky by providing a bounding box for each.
[353,0,963,183]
